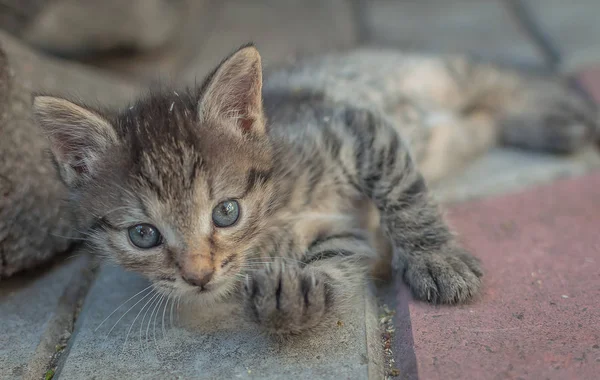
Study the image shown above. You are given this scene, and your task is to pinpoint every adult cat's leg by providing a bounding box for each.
[386,55,598,183]
[412,55,599,154]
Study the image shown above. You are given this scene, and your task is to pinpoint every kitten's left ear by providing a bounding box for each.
[198,44,265,136]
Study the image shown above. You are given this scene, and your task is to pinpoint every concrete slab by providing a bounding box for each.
[432,147,600,204]
[394,171,600,379]
[364,0,543,65]
[56,264,382,379]
[0,255,91,379]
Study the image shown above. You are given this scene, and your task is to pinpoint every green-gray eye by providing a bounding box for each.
[128,224,162,249]
[212,200,240,227]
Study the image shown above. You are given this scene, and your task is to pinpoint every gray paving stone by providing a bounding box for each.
[0,255,90,379]
[432,147,600,204]
[364,0,543,65]
[57,264,383,379]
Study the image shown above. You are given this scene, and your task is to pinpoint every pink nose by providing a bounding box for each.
[182,269,213,288]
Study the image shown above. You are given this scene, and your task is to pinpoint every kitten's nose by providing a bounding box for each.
[182,269,213,288]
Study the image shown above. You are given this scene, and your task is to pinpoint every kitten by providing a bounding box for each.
[33,44,597,334]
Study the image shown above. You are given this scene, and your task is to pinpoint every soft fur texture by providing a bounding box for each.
[32,45,598,334]
[0,47,76,278]
[0,31,140,279]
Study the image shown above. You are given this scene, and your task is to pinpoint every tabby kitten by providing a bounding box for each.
[33,44,595,335]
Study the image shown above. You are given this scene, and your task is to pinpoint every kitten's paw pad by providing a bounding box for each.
[243,260,329,334]
[402,249,482,304]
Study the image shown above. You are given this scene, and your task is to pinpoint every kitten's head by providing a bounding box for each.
[34,45,277,302]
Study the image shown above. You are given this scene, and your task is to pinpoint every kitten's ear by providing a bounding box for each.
[33,96,118,186]
[198,44,265,135]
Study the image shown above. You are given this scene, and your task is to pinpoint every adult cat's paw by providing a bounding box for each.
[400,247,483,304]
[502,81,599,153]
[242,260,330,335]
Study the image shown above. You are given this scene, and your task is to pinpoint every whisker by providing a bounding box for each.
[176,294,182,324]
[245,256,306,265]
[101,205,140,217]
[50,233,90,241]
[151,294,165,353]
[105,288,155,338]
[122,291,159,353]
[66,254,84,261]
[140,293,161,353]
[161,292,172,340]
[240,262,281,266]
[96,285,153,332]
[68,228,97,237]
[169,293,176,329]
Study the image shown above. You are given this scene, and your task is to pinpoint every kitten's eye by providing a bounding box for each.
[128,223,162,249]
[212,200,240,227]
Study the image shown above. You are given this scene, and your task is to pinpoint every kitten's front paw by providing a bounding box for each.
[242,260,330,335]
[401,247,483,304]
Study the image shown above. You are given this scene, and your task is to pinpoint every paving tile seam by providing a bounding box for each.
[365,285,385,379]
[22,254,99,380]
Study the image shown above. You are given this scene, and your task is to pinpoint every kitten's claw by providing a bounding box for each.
[401,247,483,304]
[242,259,329,334]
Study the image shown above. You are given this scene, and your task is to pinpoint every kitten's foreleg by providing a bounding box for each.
[340,108,484,304]
[242,230,377,335]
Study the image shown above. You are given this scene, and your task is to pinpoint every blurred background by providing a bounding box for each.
[1,0,599,90]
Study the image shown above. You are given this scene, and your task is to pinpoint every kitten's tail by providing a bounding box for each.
[450,56,600,154]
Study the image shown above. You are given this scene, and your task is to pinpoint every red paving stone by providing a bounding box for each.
[400,172,600,380]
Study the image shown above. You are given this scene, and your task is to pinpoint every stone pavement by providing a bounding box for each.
[383,171,600,380]
[2,1,600,379]
[1,142,595,380]
[0,255,93,379]
[56,266,382,379]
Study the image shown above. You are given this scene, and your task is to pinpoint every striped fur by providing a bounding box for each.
[34,45,597,335]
